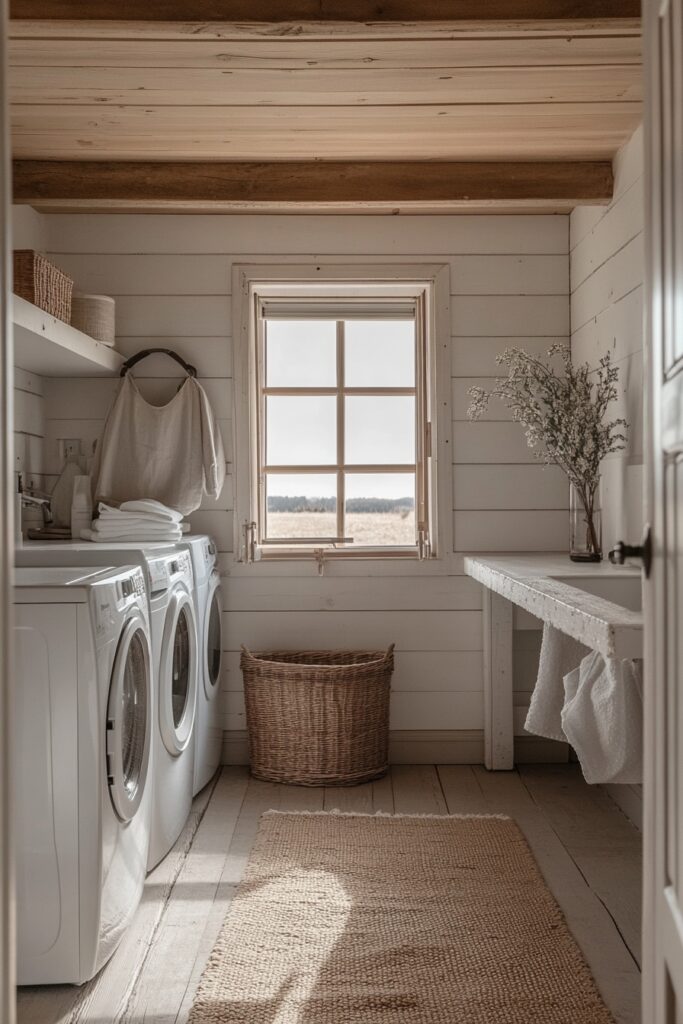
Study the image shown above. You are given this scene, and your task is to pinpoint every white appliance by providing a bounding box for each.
[14,565,152,986]
[182,535,223,794]
[145,548,198,869]
[16,541,200,870]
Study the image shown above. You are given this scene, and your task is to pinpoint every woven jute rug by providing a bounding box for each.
[189,811,615,1024]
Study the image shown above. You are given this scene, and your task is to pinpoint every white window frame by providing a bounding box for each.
[232,263,452,568]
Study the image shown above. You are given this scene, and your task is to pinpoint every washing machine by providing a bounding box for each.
[16,541,200,870]
[13,565,152,985]
[145,548,198,869]
[181,536,223,794]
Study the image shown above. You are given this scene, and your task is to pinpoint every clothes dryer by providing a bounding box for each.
[14,566,152,985]
[16,541,200,870]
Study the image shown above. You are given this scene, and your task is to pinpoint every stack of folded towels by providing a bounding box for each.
[80,499,189,543]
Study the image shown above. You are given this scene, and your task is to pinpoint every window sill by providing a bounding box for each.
[254,546,423,562]
[224,549,467,578]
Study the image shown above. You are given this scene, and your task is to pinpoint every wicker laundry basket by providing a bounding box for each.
[13,250,73,323]
[241,645,394,786]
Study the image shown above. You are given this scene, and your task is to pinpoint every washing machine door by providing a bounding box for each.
[106,613,152,823]
[159,588,198,755]
[203,572,222,701]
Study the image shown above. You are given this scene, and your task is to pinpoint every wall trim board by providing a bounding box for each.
[602,782,643,831]
[221,729,569,766]
[231,259,455,566]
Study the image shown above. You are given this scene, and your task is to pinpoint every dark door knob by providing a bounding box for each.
[609,526,652,578]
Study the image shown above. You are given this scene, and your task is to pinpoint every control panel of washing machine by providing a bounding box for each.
[168,549,192,583]
[202,538,217,570]
[147,557,170,594]
[118,567,146,602]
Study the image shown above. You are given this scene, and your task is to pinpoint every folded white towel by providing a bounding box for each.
[80,527,183,543]
[96,501,181,525]
[97,511,174,526]
[120,499,184,522]
[92,516,179,536]
[524,624,589,742]
[561,651,643,784]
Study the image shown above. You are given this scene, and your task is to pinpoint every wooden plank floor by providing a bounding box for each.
[17,764,642,1024]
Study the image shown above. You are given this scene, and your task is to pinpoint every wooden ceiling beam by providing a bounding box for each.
[12,160,613,212]
[9,1,641,22]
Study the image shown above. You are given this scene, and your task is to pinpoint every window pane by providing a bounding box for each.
[345,473,416,546]
[345,396,415,465]
[345,320,415,387]
[266,395,336,465]
[266,474,337,539]
[265,320,337,387]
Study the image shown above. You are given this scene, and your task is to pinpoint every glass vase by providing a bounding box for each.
[569,483,602,562]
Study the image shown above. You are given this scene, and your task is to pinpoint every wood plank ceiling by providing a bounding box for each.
[8,2,643,213]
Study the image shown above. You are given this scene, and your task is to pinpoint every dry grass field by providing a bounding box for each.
[267,511,416,545]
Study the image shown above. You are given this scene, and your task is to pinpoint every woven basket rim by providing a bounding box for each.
[241,644,394,671]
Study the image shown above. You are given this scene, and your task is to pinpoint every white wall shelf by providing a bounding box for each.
[12,294,122,377]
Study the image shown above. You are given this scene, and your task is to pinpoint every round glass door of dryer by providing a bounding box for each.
[203,574,222,700]
[107,616,152,823]
[159,590,198,756]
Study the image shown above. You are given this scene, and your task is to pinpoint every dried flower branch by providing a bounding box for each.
[467,345,628,553]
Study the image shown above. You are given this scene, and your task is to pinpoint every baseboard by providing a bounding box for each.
[221,730,569,767]
[602,782,643,831]
[222,731,250,766]
[389,730,483,764]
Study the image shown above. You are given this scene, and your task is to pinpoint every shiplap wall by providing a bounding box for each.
[20,211,570,761]
[12,207,47,524]
[570,126,645,554]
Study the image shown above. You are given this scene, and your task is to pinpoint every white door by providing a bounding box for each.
[0,1,14,1020]
[643,0,683,1018]
[106,616,152,823]
[203,575,222,700]
[159,591,197,756]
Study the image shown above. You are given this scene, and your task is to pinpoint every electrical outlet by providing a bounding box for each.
[59,438,81,462]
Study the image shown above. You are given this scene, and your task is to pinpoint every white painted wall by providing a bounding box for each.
[570,126,645,555]
[15,210,571,761]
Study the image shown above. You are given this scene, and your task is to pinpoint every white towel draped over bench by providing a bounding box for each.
[525,623,644,784]
[562,651,643,785]
[525,625,589,743]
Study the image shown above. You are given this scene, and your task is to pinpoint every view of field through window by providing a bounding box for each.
[263,317,418,547]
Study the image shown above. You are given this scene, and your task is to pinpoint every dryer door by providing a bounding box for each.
[106,613,152,823]
[203,572,222,701]
[159,588,198,755]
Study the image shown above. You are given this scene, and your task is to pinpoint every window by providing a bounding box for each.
[234,268,449,564]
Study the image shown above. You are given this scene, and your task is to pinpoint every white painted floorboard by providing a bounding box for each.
[17,765,641,1024]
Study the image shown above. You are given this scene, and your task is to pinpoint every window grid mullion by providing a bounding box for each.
[258,316,267,544]
[336,319,345,540]
[262,387,416,396]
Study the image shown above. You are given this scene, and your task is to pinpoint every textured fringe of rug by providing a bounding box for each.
[262,809,512,820]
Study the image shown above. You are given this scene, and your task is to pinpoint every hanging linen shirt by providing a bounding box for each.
[92,374,225,516]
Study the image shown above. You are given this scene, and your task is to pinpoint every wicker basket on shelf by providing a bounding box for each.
[71,294,116,346]
[240,645,394,787]
[13,250,73,323]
